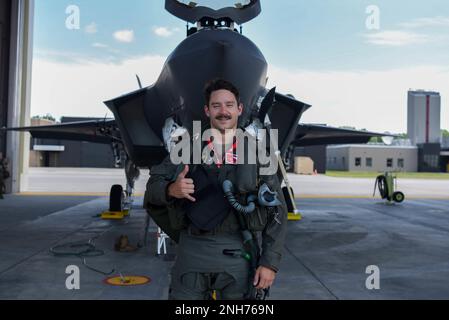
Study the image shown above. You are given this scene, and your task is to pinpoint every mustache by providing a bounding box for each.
[215,114,232,120]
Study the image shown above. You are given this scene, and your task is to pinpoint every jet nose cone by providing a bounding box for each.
[218,40,231,47]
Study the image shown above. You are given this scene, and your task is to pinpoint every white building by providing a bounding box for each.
[327,144,418,172]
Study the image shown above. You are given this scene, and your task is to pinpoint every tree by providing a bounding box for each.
[442,129,449,138]
[339,126,356,130]
[368,136,382,143]
[31,114,57,122]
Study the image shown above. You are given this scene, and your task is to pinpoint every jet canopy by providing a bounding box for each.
[165,0,261,24]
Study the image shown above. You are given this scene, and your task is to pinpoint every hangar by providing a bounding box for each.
[1,0,449,302]
[0,0,34,193]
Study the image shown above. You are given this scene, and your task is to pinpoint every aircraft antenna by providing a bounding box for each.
[136,75,143,89]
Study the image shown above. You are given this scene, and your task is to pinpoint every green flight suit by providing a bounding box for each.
[144,134,288,300]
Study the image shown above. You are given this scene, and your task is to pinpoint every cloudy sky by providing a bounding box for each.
[32,0,449,133]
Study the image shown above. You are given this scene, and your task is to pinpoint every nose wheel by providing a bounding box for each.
[109,184,125,212]
[101,185,129,220]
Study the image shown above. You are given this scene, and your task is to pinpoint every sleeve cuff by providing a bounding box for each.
[259,251,281,273]
[146,180,173,207]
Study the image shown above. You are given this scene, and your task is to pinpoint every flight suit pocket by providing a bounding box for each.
[168,203,187,230]
[246,206,268,231]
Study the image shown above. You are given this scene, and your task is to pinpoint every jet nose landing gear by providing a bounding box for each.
[101,184,130,220]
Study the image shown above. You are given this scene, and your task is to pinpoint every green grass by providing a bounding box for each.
[325,170,449,180]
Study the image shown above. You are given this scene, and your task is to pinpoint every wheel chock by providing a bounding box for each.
[100,209,129,220]
[288,212,302,221]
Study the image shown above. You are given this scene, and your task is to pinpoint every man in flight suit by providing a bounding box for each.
[144,79,287,300]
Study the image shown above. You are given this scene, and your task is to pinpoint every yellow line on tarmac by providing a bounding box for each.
[295,195,372,199]
[14,193,449,200]
[17,192,145,197]
[388,196,449,200]
[295,194,449,200]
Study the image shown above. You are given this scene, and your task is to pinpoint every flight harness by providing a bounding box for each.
[222,177,282,300]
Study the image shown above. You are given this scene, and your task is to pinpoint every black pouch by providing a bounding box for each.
[234,163,258,193]
[245,206,269,232]
[183,165,231,231]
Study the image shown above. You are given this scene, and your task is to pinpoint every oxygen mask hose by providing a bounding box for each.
[222,180,256,214]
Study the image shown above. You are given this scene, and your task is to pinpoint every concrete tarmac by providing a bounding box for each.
[21,168,449,199]
[1,192,449,299]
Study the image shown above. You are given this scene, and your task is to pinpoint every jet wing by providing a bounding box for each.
[268,93,311,154]
[292,124,393,146]
[2,119,120,144]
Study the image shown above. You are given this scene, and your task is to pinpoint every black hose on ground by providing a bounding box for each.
[374,175,389,199]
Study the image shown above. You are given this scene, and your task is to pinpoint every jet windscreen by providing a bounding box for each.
[176,0,251,10]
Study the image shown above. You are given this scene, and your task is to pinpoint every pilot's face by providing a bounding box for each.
[204,89,243,132]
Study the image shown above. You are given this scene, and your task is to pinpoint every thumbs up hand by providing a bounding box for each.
[167,165,196,202]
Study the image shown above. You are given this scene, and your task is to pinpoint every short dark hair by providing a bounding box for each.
[204,78,240,106]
